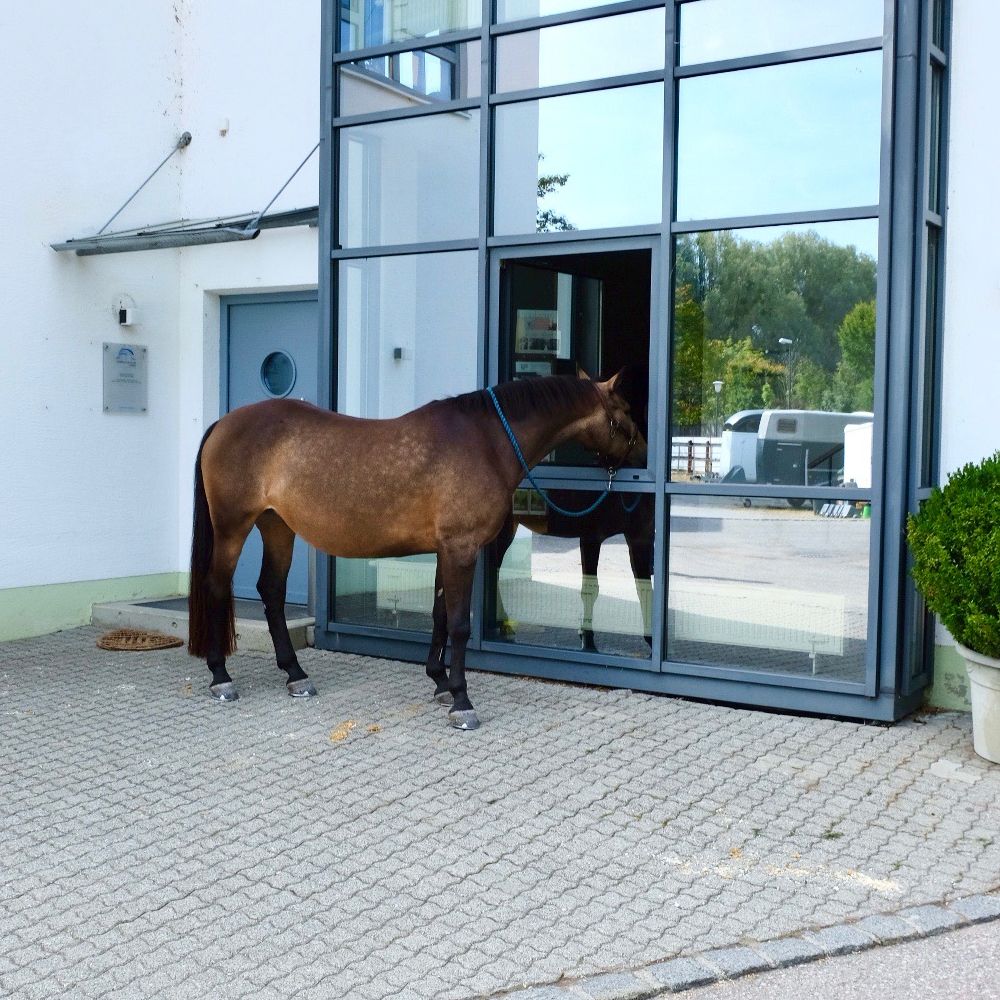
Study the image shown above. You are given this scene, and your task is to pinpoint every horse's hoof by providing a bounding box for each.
[448,709,480,731]
[209,682,239,702]
[287,679,318,698]
[434,688,454,706]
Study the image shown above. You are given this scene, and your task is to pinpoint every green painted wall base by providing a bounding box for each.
[926,643,972,712]
[0,573,187,643]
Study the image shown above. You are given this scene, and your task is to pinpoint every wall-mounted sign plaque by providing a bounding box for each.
[103,343,148,413]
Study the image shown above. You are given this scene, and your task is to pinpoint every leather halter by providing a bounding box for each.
[598,414,640,478]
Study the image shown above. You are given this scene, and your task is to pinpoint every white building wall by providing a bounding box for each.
[940,0,1000,477]
[0,1,319,637]
[0,2,184,595]
[927,0,1000,706]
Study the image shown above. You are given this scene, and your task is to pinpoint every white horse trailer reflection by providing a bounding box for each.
[719,409,874,491]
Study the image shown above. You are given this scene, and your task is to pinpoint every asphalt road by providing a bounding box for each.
[680,921,1000,1000]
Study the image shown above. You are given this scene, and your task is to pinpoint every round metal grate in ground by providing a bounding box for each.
[96,628,184,651]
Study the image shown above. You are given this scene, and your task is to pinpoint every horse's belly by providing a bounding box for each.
[290,509,437,559]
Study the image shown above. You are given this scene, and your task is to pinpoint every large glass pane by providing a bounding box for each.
[487,491,655,659]
[679,0,883,66]
[339,42,480,116]
[334,251,479,630]
[670,220,878,488]
[676,52,882,221]
[338,251,479,416]
[667,495,870,683]
[494,84,663,235]
[495,10,665,93]
[339,110,480,247]
[496,0,619,23]
[341,0,480,51]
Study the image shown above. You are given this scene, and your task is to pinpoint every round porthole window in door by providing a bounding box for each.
[260,351,297,398]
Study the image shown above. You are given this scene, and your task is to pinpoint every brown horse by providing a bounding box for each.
[187,373,639,729]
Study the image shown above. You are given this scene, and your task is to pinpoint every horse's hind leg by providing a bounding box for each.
[256,511,316,698]
[203,527,252,702]
[438,545,479,731]
[426,564,451,704]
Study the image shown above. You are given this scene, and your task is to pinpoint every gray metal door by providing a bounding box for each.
[223,293,319,607]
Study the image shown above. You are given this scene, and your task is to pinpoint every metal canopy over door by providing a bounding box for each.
[223,292,319,606]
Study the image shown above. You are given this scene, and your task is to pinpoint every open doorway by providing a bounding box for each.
[500,248,651,464]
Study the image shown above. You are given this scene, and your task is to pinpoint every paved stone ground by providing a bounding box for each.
[1,626,999,1000]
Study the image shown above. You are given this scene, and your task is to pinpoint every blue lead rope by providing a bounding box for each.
[487,386,619,519]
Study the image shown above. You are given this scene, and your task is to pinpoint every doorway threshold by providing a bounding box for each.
[91,596,314,652]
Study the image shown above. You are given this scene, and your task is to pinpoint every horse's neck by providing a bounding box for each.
[504,406,592,471]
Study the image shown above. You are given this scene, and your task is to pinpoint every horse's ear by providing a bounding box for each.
[577,365,592,381]
[599,369,624,394]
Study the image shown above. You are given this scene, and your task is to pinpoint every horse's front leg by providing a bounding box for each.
[627,529,654,649]
[579,537,601,652]
[426,564,451,704]
[437,545,479,730]
[490,510,517,637]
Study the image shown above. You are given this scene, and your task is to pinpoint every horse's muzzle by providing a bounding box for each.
[600,419,640,473]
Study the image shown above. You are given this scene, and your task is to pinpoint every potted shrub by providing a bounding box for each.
[907,452,1000,763]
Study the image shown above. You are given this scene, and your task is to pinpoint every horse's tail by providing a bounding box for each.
[187,421,236,658]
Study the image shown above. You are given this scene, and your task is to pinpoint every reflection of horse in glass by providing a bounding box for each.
[187,374,639,730]
[491,366,653,651]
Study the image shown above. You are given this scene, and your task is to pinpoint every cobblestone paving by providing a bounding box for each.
[1,626,998,1000]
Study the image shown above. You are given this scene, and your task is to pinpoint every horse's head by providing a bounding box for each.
[579,369,643,470]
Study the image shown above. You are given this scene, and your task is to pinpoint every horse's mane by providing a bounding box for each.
[447,375,602,423]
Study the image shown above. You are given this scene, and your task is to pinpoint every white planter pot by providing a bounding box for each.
[956,642,1000,764]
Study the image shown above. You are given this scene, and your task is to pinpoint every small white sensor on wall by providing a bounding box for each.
[113,294,137,327]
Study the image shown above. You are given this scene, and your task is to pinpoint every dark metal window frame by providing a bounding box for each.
[316,0,949,722]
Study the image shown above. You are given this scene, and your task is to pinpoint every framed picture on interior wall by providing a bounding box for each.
[515,360,552,378]
[515,309,560,355]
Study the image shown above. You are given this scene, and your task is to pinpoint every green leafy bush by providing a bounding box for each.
[907,452,1000,658]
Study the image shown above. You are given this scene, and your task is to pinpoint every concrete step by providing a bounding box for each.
[91,596,314,653]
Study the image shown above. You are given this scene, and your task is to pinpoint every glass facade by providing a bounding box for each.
[494,10,665,92]
[678,0,884,65]
[341,0,480,50]
[339,42,481,116]
[319,0,949,720]
[676,53,883,220]
[493,85,664,235]
[339,112,480,247]
[671,221,878,488]
[666,495,869,683]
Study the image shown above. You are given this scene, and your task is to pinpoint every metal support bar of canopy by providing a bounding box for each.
[51,137,320,256]
[50,206,318,256]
